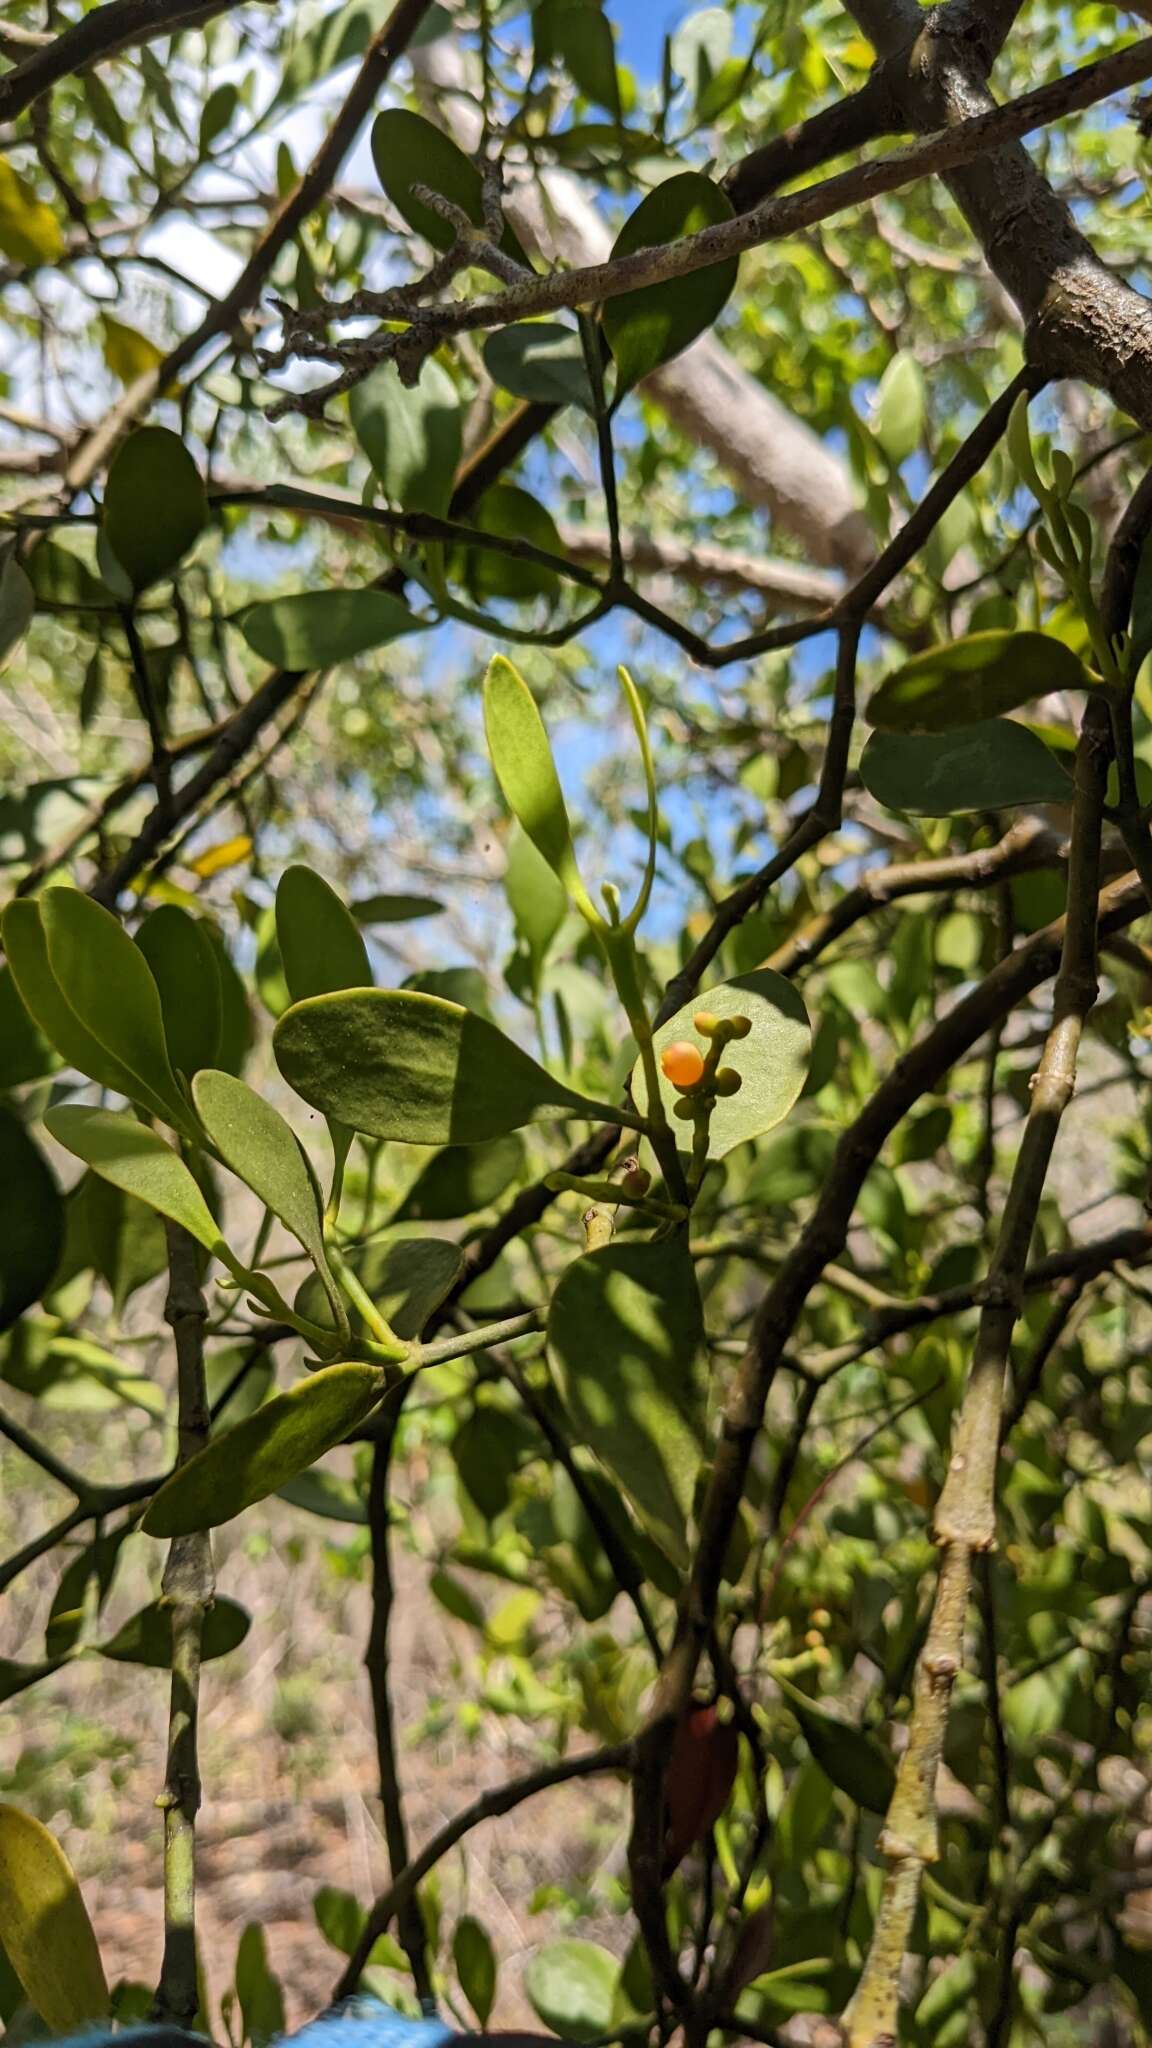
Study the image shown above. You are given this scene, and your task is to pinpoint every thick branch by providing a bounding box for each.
[153,1222,213,2027]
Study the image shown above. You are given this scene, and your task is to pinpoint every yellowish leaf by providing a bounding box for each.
[100,314,164,387]
[0,158,63,267]
[191,834,252,878]
[0,1804,109,2030]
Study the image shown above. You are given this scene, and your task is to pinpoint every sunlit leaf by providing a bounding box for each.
[275,988,614,1144]
[142,1362,387,1535]
[872,350,926,466]
[276,865,372,1002]
[633,970,811,1160]
[44,1107,222,1256]
[524,1940,619,2041]
[349,355,462,517]
[370,109,528,264]
[240,590,424,668]
[0,1806,108,2029]
[866,631,1091,732]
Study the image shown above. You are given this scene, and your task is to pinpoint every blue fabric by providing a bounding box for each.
[50,2001,456,2048]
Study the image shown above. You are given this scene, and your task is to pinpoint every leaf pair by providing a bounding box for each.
[3,891,204,1135]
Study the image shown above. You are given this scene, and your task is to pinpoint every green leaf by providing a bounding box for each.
[45,1530,123,1658]
[134,904,223,1079]
[603,171,738,394]
[370,109,528,265]
[860,719,1073,816]
[3,898,167,1113]
[0,1110,64,1334]
[296,1232,464,1342]
[349,356,463,517]
[0,964,55,1088]
[0,1805,109,2030]
[142,1361,386,1536]
[454,1916,497,2028]
[394,1133,526,1222]
[547,1238,705,1565]
[240,589,424,668]
[351,892,445,925]
[276,866,372,1002]
[277,1469,368,1523]
[483,655,581,898]
[671,7,731,97]
[465,484,564,605]
[772,1673,896,1815]
[234,1923,284,2048]
[872,350,926,466]
[524,1940,619,2040]
[865,631,1091,733]
[44,1108,222,1257]
[276,988,610,1144]
[0,554,34,673]
[38,889,191,1129]
[102,427,208,591]
[98,1596,250,1667]
[0,157,63,267]
[482,325,595,414]
[505,824,568,985]
[633,970,811,1161]
[191,1070,339,1315]
[535,0,620,115]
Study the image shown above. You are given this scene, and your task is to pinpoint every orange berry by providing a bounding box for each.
[661,1040,705,1088]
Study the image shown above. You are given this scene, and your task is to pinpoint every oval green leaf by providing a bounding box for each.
[394,1133,526,1222]
[276,865,372,1002]
[603,171,738,394]
[482,324,595,414]
[275,988,607,1145]
[547,1237,705,1565]
[351,892,445,925]
[240,589,424,669]
[134,903,223,1079]
[0,1109,64,1334]
[102,426,208,591]
[43,1107,222,1257]
[0,1805,109,2030]
[191,1070,335,1297]
[142,1361,386,1536]
[39,888,191,1130]
[872,350,926,467]
[454,1916,497,2029]
[865,630,1091,733]
[524,1939,619,2042]
[483,654,580,896]
[773,1672,895,1815]
[98,1595,250,1667]
[370,109,529,265]
[349,355,463,516]
[2,898,164,1112]
[860,719,1074,816]
[633,970,811,1160]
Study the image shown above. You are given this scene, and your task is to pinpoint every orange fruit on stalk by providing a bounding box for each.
[661,1040,705,1088]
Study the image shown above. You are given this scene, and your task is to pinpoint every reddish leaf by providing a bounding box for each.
[721,1903,775,2000]
[662,1699,739,1876]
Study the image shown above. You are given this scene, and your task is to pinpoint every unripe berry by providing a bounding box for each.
[621,1162,652,1197]
[693,1010,721,1038]
[661,1040,705,1088]
[673,1096,697,1121]
[726,1013,752,1040]
[713,1067,742,1096]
